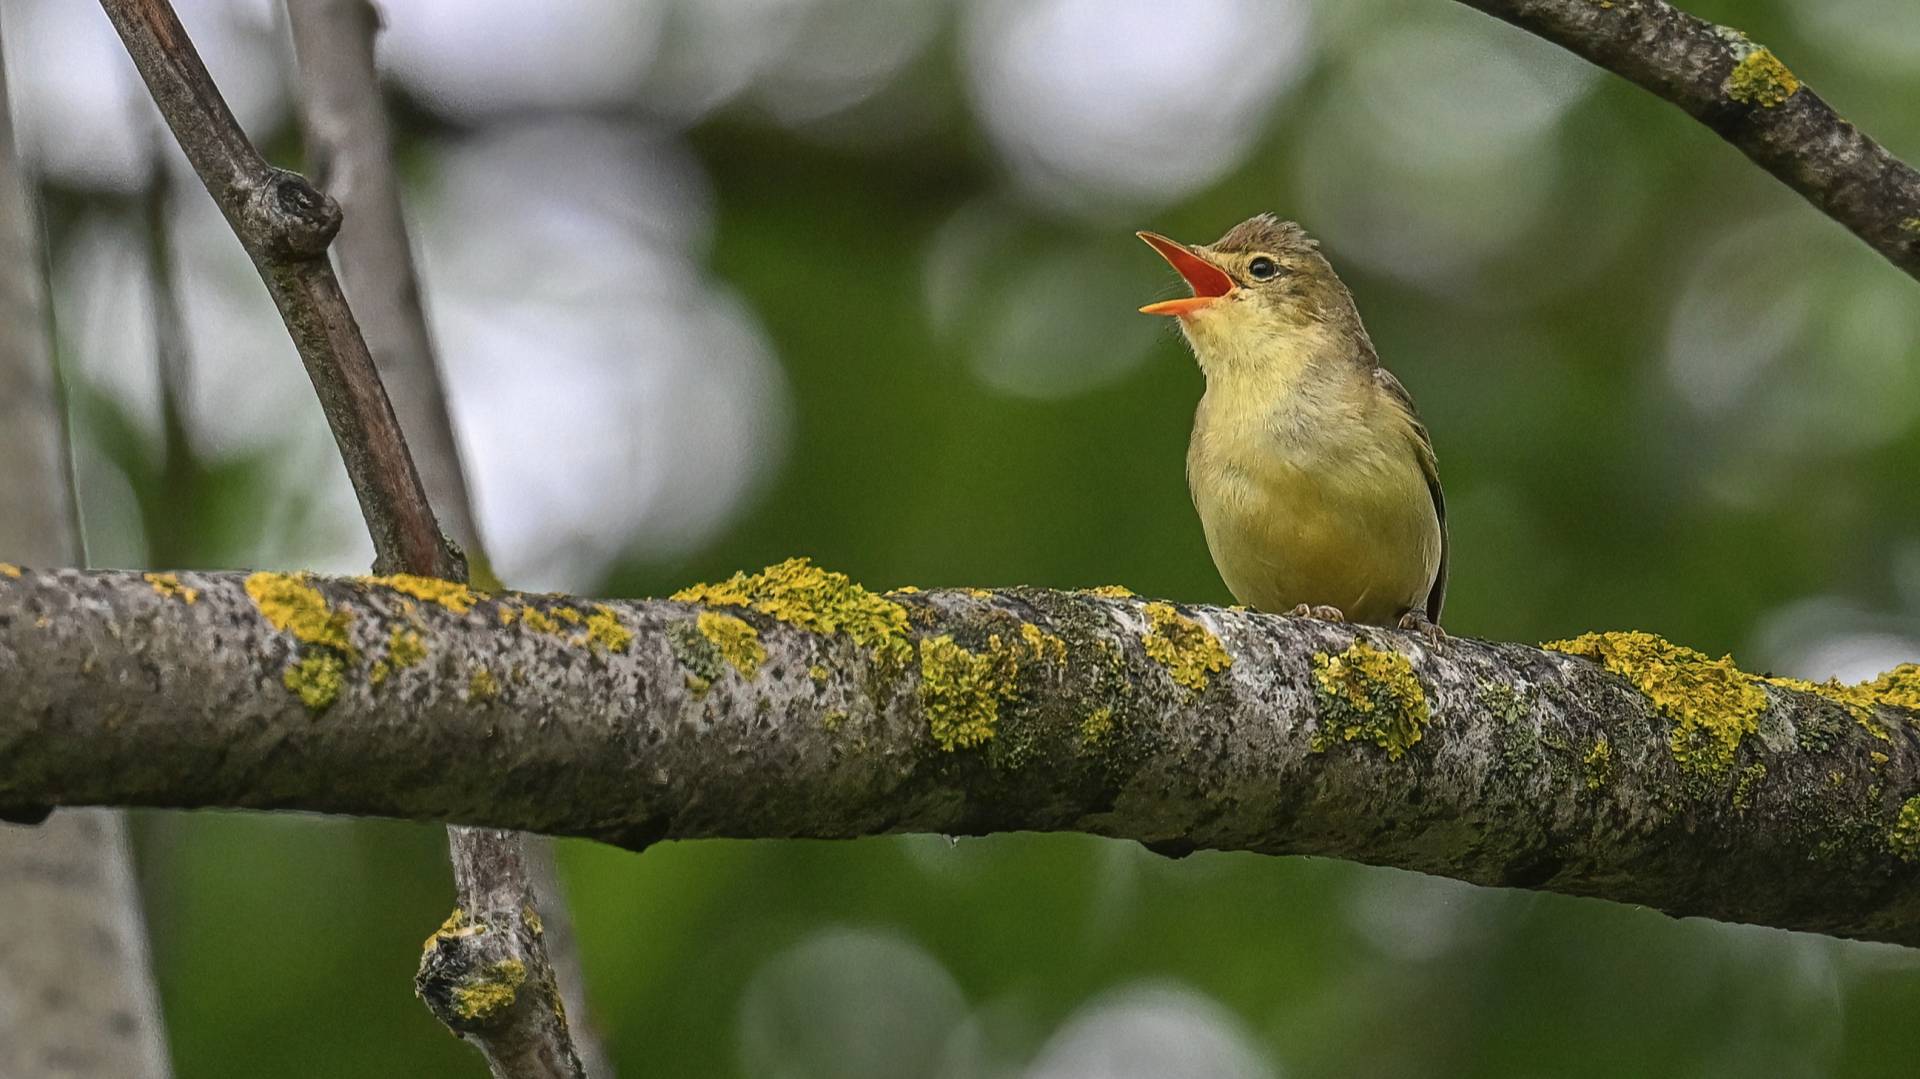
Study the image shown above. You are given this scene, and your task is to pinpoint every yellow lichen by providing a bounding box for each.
[522,906,543,936]
[387,626,427,670]
[0,563,20,579]
[498,606,518,626]
[1725,47,1800,108]
[1732,762,1768,811]
[1080,706,1115,747]
[673,558,912,664]
[453,959,527,1023]
[809,665,830,684]
[551,607,583,625]
[1020,622,1067,666]
[1891,796,1920,862]
[585,605,634,653]
[1086,585,1134,598]
[1583,736,1613,790]
[284,652,347,712]
[469,666,499,703]
[1309,640,1431,760]
[1141,603,1231,691]
[144,572,198,604]
[695,611,763,677]
[823,710,847,732]
[1547,631,1765,776]
[366,573,483,613]
[516,606,561,635]
[1902,217,1920,234]
[1551,632,1920,774]
[919,634,1017,751]
[246,572,354,653]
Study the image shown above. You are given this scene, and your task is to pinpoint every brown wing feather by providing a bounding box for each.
[1373,367,1447,623]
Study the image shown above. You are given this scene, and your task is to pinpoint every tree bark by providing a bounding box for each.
[0,31,173,1079]
[1454,0,1920,282]
[285,4,603,1073]
[3,565,1919,947]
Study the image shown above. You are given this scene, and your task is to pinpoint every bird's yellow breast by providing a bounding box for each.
[1186,359,1440,625]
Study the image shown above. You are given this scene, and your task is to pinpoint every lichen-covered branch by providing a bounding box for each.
[97,0,459,578]
[1453,0,1920,282]
[285,5,600,1072]
[4,561,1920,946]
[0,36,173,1078]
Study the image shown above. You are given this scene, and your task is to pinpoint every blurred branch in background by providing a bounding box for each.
[96,0,459,579]
[0,24,172,1079]
[1456,0,1920,282]
[4,566,1920,949]
[285,2,608,1074]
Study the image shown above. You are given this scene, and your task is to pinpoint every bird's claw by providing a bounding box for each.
[1287,603,1347,623]
[1397,610,1447,642]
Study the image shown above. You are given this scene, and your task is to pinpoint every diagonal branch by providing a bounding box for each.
[4,563,1919,947]
[98,0,459,578]
[1453,0,1920,282]
[285,3,600,1073]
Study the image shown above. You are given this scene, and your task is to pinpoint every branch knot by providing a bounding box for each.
[242,167,342,259]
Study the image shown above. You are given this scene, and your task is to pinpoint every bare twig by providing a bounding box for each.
[5,565,1920,947]
[0,31,172,1077]
[284,4,602,1074]
[97,0,459,578]
[1454,0,1920,282]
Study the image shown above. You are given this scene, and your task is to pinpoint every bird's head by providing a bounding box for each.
[1137,214,1354,376]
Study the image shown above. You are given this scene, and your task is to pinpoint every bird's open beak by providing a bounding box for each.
[1137,231,1234,317]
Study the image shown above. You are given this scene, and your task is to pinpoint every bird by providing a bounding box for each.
[1136,214,1446,636]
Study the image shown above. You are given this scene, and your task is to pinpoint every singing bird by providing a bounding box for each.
[1138,214,1446,635]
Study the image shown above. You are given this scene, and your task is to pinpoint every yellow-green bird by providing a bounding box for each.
[1138,214,1446,636]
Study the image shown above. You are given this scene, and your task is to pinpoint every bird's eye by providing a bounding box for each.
[1247,256,1281,281]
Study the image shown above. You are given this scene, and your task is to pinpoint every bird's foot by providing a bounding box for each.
[1397,609,1447,642]
[1287,604,1347,622]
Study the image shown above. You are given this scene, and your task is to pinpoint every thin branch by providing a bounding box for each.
[97,0,459,578]
[284,4,601,1073]
[4,565,1920,947]
[0,31,172,1077]
[1454,0,1920,282]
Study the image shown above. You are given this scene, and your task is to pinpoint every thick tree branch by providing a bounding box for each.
[4,564,1919,946]
[97,0,458,578]
[285,5,599,1073]
[1454,0,1920,282]
[0,32,172,1078]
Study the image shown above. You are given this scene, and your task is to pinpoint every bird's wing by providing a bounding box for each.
[1374,367,1447,623]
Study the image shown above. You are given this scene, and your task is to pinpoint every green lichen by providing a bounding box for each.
[1310,640,1430,759]
[585,605,633,653]
[284,652,346,712]
[246,572,354,654]
[1547,631,1765,776]
[674,558,912,665]
[1481,681,1539,776]
[1890,797,1920,862]
[1724,47,1800,108]
[1902,217,1920,234]
[452,959,527,1023]
[918,634,1017,751]
[695,611,764,677]
[1732,762,1768,811]
[1583,736,1613,791]
[1141,603,1231,691]
[366,573,483,613]
[668,621,725,697]
[144,572,198,604]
